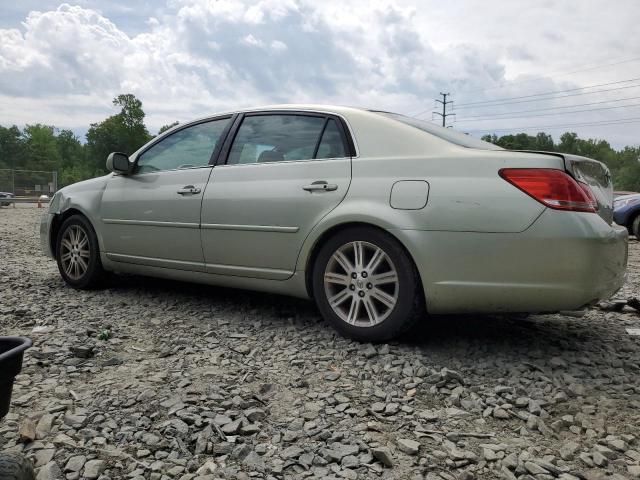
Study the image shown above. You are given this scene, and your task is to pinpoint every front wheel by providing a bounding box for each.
[55,214,106,289]
[0,453,35,480]
[312,227,423,342]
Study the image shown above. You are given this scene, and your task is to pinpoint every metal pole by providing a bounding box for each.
[53,170,58,193]
[433,92,455,127]
[441,93,448,127]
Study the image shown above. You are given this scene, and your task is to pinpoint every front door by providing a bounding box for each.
[200,112,353,279]
[100,117,231,271]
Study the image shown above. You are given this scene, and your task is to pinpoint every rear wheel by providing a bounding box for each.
[312,227,423,342]
[0,453,35,480]
[55,214,106,289]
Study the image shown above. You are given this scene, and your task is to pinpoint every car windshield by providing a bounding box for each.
[373,111,503,150]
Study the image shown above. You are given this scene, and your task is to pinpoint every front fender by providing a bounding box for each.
[49,175,110,253]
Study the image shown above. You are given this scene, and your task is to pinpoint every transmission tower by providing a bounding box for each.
[433,92,455,127]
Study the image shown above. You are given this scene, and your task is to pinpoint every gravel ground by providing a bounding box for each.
[1,205,640,480]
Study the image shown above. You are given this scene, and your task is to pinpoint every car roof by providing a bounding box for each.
[184,104,371,123]
[180,103,496,149]
[151,103,500,157]
[236,104,364,114]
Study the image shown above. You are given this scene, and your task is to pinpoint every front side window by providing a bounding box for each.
[227,114,336,165]
[137,118,230,173]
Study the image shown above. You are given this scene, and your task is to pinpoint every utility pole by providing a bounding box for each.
[433,92,455,127]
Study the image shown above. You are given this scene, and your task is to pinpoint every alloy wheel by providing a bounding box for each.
[323,241,399,327]
[60,225,90,281]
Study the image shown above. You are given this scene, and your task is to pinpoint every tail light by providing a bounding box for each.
[499,168,598,213]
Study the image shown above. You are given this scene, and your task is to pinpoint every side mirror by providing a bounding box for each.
[106,152,132,174]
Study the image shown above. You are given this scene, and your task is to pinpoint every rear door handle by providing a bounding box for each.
[177,185,201,195]
[303,181,338,192]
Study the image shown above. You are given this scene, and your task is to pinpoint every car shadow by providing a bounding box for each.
[108,273,318,318]
[105,274,625,364]
[398,311,633,368]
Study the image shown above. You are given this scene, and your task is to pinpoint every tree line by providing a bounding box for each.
[0,94,176,188]
[481,132,640,192]
[1,93,638,191]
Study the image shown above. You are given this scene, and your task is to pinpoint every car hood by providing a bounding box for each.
[613,193,640,210]
[615,193,640,201]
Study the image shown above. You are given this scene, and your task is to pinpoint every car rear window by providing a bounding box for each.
[373,112,503,150]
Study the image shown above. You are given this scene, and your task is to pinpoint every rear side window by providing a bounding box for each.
[226,114,348,165]
[316,119,346,159]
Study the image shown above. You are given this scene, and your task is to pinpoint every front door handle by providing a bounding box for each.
[177,185,201,195]
[303,181,338,192]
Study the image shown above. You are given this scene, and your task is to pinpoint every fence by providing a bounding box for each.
[0,169,58,196]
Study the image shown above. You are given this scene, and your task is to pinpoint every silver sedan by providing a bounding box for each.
[40,105,628,341]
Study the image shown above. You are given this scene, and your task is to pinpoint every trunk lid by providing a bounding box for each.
[513,151,613,224]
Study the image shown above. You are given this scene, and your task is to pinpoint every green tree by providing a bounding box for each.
[533,132,554,151]
[483,131,640,192]
[557,132,579,155]
[86,94,151,174]
[57,130,93,187]
[0,125,26,170]
[22,124,61,171]
[614,146,640,191]
[158,121,179,135]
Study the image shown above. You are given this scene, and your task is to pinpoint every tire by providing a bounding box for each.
[55,214,106,289]
[632,214,640,240]
[0,452,35,480]
[312,226,424,342]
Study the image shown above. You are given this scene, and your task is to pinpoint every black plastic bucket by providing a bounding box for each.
[0,337,32,419]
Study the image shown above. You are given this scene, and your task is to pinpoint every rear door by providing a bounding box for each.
[200,111,354,279]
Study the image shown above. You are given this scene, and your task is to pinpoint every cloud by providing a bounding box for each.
[0,1,462,125]
[0,0,638,147]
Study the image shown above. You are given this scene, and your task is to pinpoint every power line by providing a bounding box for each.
[455,102,640,123]
[463,116,640,134]
[457,56,640,97]
[451,95,640,120]
[455,77,640,107]
[407,56,640,117]
[445,83,640,111]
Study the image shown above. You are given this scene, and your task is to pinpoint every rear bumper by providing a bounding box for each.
[393,209,628,314]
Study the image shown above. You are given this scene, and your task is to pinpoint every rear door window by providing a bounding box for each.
[227,114,347,165]
[316,119,347,159]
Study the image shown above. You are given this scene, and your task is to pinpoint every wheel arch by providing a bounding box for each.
[50,208,92,258]
[303,221,425,303]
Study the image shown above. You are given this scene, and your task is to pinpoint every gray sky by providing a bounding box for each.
[1,0,639,147]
